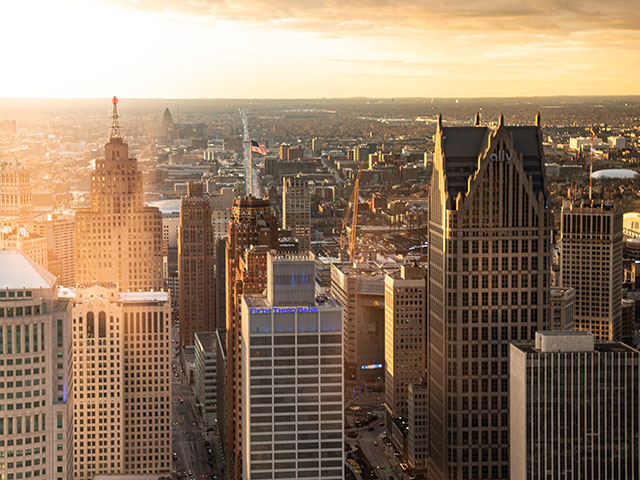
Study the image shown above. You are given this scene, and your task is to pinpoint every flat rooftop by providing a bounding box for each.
[194,331,218,352]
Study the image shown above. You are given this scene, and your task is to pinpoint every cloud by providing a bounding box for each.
[112,0,640,35]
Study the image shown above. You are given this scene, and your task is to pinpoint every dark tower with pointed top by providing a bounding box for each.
[162,107,173,140]
[427,115,552,480]
[76,97,164,291]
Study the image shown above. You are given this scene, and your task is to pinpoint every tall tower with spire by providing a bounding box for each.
[72,98,172,480]
[76,97,163,291]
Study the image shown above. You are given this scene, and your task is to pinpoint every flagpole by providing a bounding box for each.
[249,138,253,196]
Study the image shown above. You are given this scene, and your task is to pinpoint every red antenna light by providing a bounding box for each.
[112,96,118,105]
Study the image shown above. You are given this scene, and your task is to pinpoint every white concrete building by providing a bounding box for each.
[241,252,343,480]
[0,250,73,480]
[194,331,219,426]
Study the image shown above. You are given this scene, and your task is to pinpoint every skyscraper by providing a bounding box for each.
[0,160,32,221]
[179,182,216,346]
[0,250,73,480]
[225,197,279,480]
[72,98,171,479]
[384,263,427,421]
[282,175,310,252]
[560,199,623,340]
[241,252,343,479]
[331,262,385,384]
[75,97,163,291]
[71,286,172,480]
[428,114,552,480]
[32,213,76,287]
[510,331,640,480]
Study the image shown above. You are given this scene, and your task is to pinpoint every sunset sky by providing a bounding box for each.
[1,0,639,98]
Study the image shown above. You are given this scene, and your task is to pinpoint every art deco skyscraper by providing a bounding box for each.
[225,197,279,480]
[75,97,163,291]
[282,175,310,252]
[179,182,216,346]
[72,98,171,480]
[560,199,623,340]
[428,114,552,480]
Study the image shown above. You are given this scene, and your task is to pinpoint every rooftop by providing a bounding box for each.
[195,331,218,352]
[0,250,56,290]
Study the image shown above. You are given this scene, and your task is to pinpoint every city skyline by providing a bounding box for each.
[1,0,640,99]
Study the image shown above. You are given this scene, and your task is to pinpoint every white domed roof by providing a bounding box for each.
[591,169,639,179]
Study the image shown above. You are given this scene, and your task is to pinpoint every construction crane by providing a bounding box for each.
[340,162,364,262]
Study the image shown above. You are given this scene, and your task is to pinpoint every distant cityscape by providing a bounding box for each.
[1,94,640,480]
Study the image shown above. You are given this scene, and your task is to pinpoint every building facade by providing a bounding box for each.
[549,286,575,331]
[179,182,216,346]
[282,176,310,252]
[32,213,76,287]
[330,262,385,384]
[510,331,640,480]
[241,252,343,480]
[560,200,623,340]
[407,383,429,473]
[225,197,279,480]
[427,115,552,480]
[0,160,33,220]
[384,263,427,421]
[194,331,219,426]
[0,251,73,480]
[75,99,163,292]
[71,286,172,480]
[71,99,172,480]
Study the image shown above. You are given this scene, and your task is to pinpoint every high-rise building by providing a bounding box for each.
[241,252,343,479]
[179,182,216,346]
[428,114,552,480]
[384,263,427,422]
[0,160,33,220]
[194,331,219,426]
[282,176,310,252]
[162,107,173,140]
[0,225,48,269]
[510,331,640,480]
[32,213,76,287]
[549,286,575,330]
[71,98,171,480]
[331,262,385,384]
[407,383,429,473]
[71,286,172,480]
[560,199,623,340]
[0,250,73,480]
[75,97,163,291]
[225,197,279,480]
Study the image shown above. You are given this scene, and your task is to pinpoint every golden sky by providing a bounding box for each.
[1,0,639,98]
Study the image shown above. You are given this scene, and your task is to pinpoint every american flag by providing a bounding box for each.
[250,140,267,155]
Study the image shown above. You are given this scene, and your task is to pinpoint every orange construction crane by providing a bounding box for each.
[340,162,364,262]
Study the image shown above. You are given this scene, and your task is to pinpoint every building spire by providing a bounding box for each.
[110,96,122,140]
[474,112,480,126]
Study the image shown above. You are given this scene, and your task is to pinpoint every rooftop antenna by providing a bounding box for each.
[589,126,594,201]
[110,96,122,139]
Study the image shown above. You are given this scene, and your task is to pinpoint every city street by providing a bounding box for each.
[171,321,224,479]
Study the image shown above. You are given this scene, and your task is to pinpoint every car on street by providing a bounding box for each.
[373,441,378,446]
[367,426,374,431]
[378,422,384,427]
[179,397,184,403]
